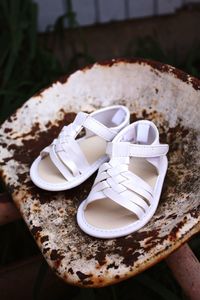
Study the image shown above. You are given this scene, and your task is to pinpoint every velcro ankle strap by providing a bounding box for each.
[106,142,169,158]
[129,144,169,157]
[84,116,117,141]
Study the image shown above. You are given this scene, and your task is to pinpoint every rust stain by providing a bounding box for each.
[43,247,50,254]
[115,236,141,267]
[6,112,76,168]
[31,226,42,239]
[106,262,119,270]
[169,218,187,241]
[94,246,107,266]
[76,271,94,286]
[50,249,65,268]
[68,268,74,275]
[190,206,200,219]
[50,249,65,261]
[4,128,12,133]
[76,271,92,280]
[40,235,49,243]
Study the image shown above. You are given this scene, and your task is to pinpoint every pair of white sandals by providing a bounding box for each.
[30,105,169,239]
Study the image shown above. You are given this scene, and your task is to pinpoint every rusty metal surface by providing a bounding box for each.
[0,59,200,287]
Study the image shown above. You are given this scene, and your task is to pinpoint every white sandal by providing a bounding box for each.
[77,120,169,238]
[30,105,130,191]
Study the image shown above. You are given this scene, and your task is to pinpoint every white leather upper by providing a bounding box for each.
[83,120,169,217]
[36,105,130,184]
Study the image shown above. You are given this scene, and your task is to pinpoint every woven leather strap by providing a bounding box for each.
[40,112,117,180]
[85,160,154,219]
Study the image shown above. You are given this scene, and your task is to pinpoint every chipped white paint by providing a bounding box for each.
[3,61,200,132]
[0,60,199,287]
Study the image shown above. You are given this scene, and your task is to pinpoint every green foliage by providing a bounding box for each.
[0,0,64,124]
[0,0,96,124]
[183,45,200,78]
[126,36,172,64]
[52,0,95,73]
[126,35,200,79]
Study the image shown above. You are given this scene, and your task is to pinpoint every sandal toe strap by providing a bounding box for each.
[48,136,90,180]
[85,163,154,219]
[39,111,119,181]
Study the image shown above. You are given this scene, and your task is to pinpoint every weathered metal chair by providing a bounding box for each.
[0,59,199,299]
